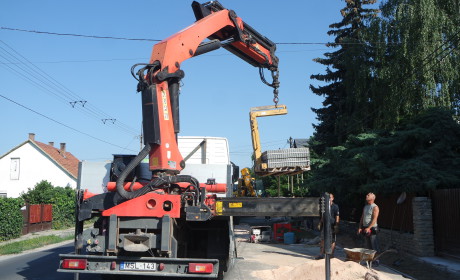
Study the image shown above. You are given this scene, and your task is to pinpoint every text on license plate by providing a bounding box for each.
[120,262,157,271]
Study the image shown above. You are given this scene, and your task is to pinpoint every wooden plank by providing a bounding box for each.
[42,204,53,222]
[29,204,41,224]
[432,189,460,259]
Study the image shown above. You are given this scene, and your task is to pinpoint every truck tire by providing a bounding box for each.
[217,216,236,279]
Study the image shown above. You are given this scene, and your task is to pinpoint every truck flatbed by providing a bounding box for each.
[215,197,318,217]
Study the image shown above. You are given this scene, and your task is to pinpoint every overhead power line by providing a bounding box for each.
[0,58,147,64]
[0,40,139,136]
[1,26,388,46]
[0,27,161,42]
[0,93,137,152]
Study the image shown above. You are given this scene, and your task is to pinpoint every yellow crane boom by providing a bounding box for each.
[250,105,310,176]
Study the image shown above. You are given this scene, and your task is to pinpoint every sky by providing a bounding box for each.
[0,0,346,170]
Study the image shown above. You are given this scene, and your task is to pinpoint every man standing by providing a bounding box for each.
[315,193,340,259]
[358,192,380,265]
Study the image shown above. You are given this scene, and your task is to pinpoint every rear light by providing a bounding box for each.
[61,259,87,270]
[188,263,213,274]
[158,263,165,271]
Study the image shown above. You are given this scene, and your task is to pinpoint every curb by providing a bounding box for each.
[0,239,74,261]
[0,228,75,247]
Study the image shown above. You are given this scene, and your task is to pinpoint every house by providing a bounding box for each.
[0,133,79,198]
[291,138,309,148]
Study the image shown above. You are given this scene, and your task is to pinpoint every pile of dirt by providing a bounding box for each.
[252,258,393,280]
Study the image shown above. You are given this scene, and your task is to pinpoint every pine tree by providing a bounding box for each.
[310,0,379,153]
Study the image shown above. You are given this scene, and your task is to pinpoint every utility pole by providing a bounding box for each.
[288,136,294,148]
[277,176,281,197]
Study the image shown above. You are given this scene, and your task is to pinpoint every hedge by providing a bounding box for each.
[0,197,24,241]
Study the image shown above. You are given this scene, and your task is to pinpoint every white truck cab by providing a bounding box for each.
[78,136,236,198]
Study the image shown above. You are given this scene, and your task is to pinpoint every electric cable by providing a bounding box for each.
[0,93,137,152]
[0,26,403,46]
[0,40,140,136]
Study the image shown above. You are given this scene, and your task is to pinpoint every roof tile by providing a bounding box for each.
[33,141,79,179]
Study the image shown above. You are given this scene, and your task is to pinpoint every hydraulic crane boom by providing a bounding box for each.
[58,3,318,279]
[133,1,279,177]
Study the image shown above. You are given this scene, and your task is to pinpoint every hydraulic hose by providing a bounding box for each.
[116,143,201,202]
[116,143,151,200]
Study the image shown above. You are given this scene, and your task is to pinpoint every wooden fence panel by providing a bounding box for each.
[42,204,52,222]
[22,204,53,235]
[432,189,460,259]
[29,204,41,224]
[375,193,414,233]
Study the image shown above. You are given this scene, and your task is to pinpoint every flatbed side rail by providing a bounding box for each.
[215,197,319,217]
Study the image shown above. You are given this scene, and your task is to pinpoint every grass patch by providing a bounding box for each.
[0,234,73,255]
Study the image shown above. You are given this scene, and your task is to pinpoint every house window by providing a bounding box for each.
[10,158,20,180]
[0,191,6,198]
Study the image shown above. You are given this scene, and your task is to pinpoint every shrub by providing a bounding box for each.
[50,186,76,229]
[0,197,24,241]
[21,180,55,204]
[21,180,76,230]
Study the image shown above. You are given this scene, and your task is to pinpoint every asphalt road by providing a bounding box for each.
[0,217,292,280]
[0,240,213,280]
[0,241,101,280]
[0,239,316,280]
[0,217,408,280]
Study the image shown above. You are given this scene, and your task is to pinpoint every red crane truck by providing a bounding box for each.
[58,1,318,279]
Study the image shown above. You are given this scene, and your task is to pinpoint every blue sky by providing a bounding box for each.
[0,0,346,169]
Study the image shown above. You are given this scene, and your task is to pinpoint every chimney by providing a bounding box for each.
[28,133,35,141]
[60,143,66,157]
[49,142,54,147]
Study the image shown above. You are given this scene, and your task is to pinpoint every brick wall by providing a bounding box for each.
[412,197,435,256]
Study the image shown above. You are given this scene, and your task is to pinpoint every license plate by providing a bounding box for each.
[120,262,157,271]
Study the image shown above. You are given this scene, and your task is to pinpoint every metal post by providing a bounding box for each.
[323,192,331,280]
[287,175,290,192]
[277,176,281,197]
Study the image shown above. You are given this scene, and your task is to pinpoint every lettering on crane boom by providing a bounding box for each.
[161,90,169,120]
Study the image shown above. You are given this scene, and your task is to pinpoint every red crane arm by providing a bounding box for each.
[151,2,278,73]
[134,1,279,174]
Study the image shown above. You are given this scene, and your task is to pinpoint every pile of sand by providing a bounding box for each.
[252,258,392,280]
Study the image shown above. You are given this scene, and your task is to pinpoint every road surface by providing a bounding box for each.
[0,219,408,280]
[0,241,100,280]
